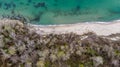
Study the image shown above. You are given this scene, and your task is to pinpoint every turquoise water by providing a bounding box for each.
[0,0,120,25]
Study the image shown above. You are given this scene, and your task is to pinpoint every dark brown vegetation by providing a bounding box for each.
[0,22,120,67]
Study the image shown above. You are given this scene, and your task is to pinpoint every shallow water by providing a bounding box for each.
[0,0,120,25]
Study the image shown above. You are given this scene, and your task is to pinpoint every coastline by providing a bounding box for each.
[0,18,120,36]
[0,18,120,67]
[29,20,120,36]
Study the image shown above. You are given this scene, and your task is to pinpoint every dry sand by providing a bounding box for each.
[30,21,120,36]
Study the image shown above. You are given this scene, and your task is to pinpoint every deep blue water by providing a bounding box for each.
[0,0,120,25]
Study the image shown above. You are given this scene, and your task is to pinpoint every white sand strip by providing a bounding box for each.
[0,19,120,36]
[31,21,120,36]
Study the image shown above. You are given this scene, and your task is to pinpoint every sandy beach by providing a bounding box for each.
[0,19,120,36]
[30,21,120,36]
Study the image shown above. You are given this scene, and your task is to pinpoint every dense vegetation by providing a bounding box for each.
[0,21,120,67]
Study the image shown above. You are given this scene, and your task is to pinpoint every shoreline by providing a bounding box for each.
[28,19,120,27]
[29,20,120,36]
[0,18,120,36]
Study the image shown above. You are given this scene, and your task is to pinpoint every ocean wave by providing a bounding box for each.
[27,19,120,27]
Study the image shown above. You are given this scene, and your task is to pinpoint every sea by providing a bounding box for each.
[0,0,120,25]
